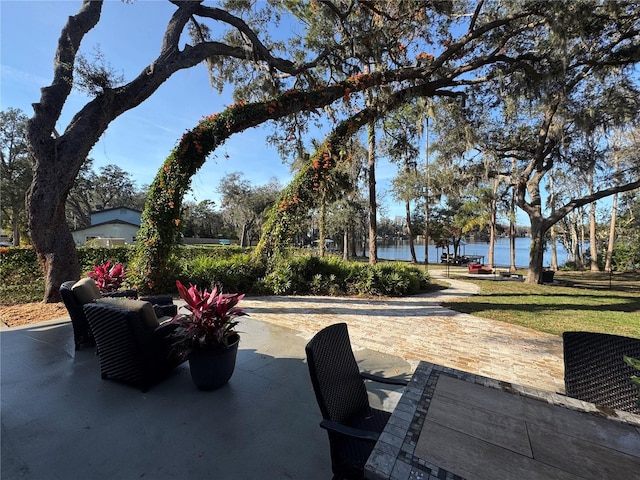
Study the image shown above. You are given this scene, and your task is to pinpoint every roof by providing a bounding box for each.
[89,206,142,215]
[71,219,140,233]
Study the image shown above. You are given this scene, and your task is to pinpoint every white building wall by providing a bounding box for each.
[71,223,140,246]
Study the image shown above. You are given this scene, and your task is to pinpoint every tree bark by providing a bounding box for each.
[406,200,417,263]
[367,120,377,266]
[342,227,349,261]
[27,160,82,301]
[571,219,580,268]
[11,204,21,246]
[509,220,516,271]
[548,172,558,270]
[526,215,546,283]
[509,159,517,271]
[605,150,621,272]
[589,199,599,272]
[423,116,430,267]
[605,192,617,272]
[487,177,498,269]
[550,225,559,270]
[318,196,326,257]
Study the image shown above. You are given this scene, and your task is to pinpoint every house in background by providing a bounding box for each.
[71,207,141,246]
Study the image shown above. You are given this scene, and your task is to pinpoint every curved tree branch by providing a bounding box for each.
[543,179,640,231]
[29,0,102,151]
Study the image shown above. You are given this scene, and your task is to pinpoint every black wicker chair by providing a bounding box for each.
[305,323,408,480]
[563,331,640,414]
[83,301,187,391]
[60,278,177,350]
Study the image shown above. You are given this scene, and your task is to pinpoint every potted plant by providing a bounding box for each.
[170,280,247,390]
[87,260,128,294]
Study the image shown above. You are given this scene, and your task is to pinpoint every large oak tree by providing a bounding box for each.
[26,0,319,301]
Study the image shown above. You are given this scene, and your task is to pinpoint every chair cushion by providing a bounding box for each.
[71,277,102,304]
[95,297,159,331]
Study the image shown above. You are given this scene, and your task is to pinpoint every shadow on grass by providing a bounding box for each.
[443,297,640,314]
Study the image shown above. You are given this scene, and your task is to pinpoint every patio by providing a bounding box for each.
[1,315,410,479]
[1,274,565,479]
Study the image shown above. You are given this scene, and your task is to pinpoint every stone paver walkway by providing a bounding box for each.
[240,271,565,393]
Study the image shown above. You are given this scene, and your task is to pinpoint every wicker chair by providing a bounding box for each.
[83,300,187,391]
[305,323,408,480]
[60,278,177,350]
[563,331,640,414]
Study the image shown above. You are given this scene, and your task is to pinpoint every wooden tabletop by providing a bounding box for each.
[365,361,640,480]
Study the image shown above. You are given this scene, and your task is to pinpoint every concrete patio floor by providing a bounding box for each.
[1,273,565,479]
[1,316,410,479]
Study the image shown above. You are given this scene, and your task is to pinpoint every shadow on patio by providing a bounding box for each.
[1,316,410,479]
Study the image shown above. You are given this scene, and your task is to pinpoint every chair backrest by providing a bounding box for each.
[60,281,86,325]
[305,323,369,424]
[60,280,96,349]
[563,331,640,414]
[71,277,102,303]
[84,303,147,385]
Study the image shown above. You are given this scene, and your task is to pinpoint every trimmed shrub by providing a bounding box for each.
[0,247,40,280]
[0,248,43,303]
[346,262,428,296]
[78,246,134,274]
[262,255,429,297]
[1,245,430,304]
[178,253,266,294]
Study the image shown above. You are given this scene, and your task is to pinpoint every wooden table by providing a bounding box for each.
[365,361,640,480]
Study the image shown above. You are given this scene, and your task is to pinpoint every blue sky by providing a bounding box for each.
[1,1,405,217]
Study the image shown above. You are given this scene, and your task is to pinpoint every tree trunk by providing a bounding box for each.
[526,217,546,284]
[367,120,377,265]
[548,172,558,270]
[423,116,430,267]
[423,201,429,266]
[27,162,81,302]
[509,170,516,272]
[343,227,349,261]
[240,224,247,247]
[605,192,617,272]
[571,221,580,268]
[550,225,559,270]
[318,196,326,257]
[605,152,620,272]
[509,222,516,272]
[579,212,586,268]
[589,199,599,271]
[406,201,417,263]
[11,205,21,246]
[488,177,498,269]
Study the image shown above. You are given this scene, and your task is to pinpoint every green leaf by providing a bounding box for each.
[624,356,640,371]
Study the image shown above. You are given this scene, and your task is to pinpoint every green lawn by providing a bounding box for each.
[441,271,640,338]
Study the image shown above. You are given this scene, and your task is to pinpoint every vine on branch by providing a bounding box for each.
[132,68,440,293]
[132,74,381,292]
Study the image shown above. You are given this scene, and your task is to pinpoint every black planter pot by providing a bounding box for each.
[541,270,555,283]
[188,333,240,390]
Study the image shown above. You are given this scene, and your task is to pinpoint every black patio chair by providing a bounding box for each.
[305,323,408,480]
[60,278,177,350]
[563,331,640,414]
[83,300,187,391]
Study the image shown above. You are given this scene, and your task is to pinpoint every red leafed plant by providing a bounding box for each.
[87,260,126,293]
[171,280,247,350]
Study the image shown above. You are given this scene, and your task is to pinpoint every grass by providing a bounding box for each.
[441,269,640,338]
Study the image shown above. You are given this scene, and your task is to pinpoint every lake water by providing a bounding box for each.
[371,237,568,268]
